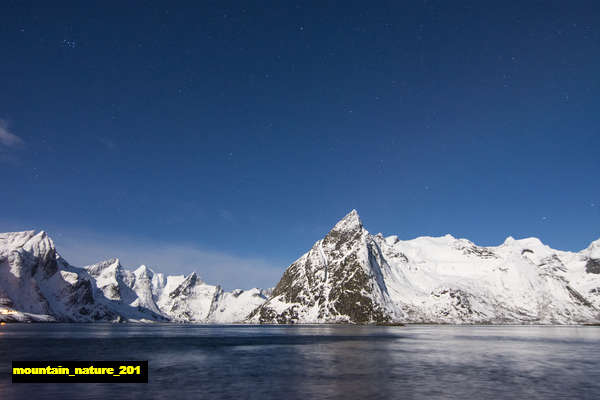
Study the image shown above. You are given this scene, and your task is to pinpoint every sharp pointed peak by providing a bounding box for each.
[134,264,153,277]
[347,209,360,218]
[332,209,363,232]
[101,257,122,269]
[85,257,122,275]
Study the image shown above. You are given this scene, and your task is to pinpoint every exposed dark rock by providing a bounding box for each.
[566,286,593,307]
[271,266,303,304]
[586,259,600,274]
[463,246,497,258]
[169,273,198,299]
[328,254,389,324]
[538,255,568,278]
[67,278,95,305]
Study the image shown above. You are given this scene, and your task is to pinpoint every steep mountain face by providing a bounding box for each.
[250,210,600,324]
[248,210,392,324]
[0,231,268,322]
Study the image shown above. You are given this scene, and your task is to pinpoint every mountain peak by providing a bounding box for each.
[134,264,153,278]
[585,238,600,259]
[331,209,363,233]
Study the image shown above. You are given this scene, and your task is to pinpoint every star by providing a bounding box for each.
[62,39,77,48]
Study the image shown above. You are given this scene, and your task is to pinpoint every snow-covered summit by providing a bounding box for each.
[584,238,600,259]
[331,209,363,232]
[250,210,600,324]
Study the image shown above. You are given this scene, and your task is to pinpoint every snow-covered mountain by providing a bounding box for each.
[2,211,599,324]
[249,210,600,324]
[0,231,268,322]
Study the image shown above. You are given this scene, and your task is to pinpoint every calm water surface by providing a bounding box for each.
[0,324,598,399]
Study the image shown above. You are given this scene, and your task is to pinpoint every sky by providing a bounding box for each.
[1,1,599,290]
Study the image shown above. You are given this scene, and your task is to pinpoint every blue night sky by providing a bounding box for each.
[1,1,599,289]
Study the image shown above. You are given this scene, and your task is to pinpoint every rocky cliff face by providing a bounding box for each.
[0,231,267,322]
[248,210,392,323]
[249,210,600,324]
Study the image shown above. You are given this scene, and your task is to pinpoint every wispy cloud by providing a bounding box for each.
[0,120,24,147]
[0,119,24,164]
[97,136,116,150]
[52,230,285,291]
[218,209,235,223]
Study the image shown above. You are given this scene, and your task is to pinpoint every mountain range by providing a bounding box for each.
[1,210,599,324]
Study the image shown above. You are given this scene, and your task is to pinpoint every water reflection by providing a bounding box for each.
[0,325,598,399]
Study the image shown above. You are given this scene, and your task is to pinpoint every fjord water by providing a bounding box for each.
[0,325,598,399]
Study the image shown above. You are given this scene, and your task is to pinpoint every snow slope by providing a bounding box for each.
[2,212,599,324]
[250,210,600,324]
[0,231,268,322]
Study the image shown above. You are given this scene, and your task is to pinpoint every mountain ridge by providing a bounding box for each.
[249,210,600,324]
[1,211,599,324]
[0,230,268,322]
